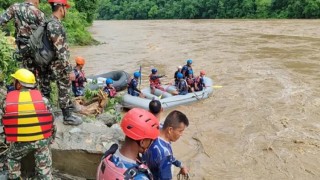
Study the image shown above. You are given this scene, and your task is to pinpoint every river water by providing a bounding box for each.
[72,20,320,179]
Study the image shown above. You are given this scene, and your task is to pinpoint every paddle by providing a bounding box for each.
[139,65,142,89]
[205,85,223,89]
[213,85,223,88]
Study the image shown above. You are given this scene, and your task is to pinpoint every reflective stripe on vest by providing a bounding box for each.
[2,90,53,142]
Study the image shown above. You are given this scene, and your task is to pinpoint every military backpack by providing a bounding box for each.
[28,19,55,69]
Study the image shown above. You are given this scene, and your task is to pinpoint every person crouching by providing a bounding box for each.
[103,78,117,98]
[71,56,87,97]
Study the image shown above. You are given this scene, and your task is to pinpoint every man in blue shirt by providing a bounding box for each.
[144,110,189,179]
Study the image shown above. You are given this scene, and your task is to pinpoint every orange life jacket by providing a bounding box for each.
[149,74,161,86]
[2,90,53,142]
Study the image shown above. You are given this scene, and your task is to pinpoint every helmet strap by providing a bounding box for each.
[14,80,22,90]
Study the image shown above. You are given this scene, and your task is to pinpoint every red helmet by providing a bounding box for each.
[48,0,70,8]
[200,70,206,75]
[121,108,159,140]
[75,56,85,65]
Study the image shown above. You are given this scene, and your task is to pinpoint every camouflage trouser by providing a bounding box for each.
[38,59,71,109]
[50,59,72,110]
[7,138,52,180]
[0,133,8,174]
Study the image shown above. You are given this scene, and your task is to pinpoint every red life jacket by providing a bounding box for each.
[149,74,161,86]
[74,68,86,88]
[104,86,117,97]
[2,90,53,142]
[186,77,195,86]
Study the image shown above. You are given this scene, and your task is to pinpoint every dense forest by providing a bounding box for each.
[96,0,320,19]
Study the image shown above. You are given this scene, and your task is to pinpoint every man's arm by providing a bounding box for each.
[47,21,71,65]
[0,5,15,26]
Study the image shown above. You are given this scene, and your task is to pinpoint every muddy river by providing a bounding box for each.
[72,20,320,179]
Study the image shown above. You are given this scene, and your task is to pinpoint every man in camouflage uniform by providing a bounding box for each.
[0,0,45,74]
[1,69,54,179]
[44,0,82,125]
[0,71,8,179]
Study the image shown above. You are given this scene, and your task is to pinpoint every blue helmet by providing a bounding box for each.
[134,72,141,78]
[106,78,113,85]
[187,59,192,65]
[188,70,193,75]
[151,68,157,74]
[177,72,183,79]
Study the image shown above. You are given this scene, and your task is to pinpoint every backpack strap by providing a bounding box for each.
[123,163,154,180]
[102,143,118,160]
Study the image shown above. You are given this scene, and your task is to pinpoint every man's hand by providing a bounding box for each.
[179,167,189,175]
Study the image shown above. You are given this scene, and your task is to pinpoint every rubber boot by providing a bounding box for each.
[61,108,83,126]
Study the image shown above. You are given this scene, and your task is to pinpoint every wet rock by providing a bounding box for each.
[19,113,124,179]
[69,127,82,134]
[96,112,117,127]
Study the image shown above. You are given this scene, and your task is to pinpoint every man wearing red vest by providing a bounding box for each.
[0,69,54,179]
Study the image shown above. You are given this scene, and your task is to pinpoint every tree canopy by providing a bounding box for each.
[96,0,320,19]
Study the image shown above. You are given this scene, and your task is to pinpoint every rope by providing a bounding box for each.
[177,173,190,180]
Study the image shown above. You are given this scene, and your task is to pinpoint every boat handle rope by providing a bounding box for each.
[177,173,190,180]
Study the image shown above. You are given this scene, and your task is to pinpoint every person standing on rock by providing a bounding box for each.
[144,110,190,179]
[0,0,45,74]
[1,69,54,179]
[41,0,82,125]
[97,108,159,179]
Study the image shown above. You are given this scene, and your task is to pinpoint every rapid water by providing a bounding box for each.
[72,20,320,179]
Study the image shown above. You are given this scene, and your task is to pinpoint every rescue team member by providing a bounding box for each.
[103,78,117,98]
[128,72,145,97]
[0,0,45,73]
[96,108,159,179]
[149,99,164,129]
[149,68,166,95]
[144,110,189,180]
[181,59,193,78]
[175,72,188,95]
[71,56,86,97]
[186,70,195,92]
[174,66,182,86]
[1,69,54,179]
[195,70,206,91]
[42,0,82,125]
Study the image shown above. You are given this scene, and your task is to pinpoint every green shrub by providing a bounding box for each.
[0,31,19,84]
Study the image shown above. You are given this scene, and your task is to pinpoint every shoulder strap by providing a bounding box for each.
[102,143,118,160]
[123,162,154,180]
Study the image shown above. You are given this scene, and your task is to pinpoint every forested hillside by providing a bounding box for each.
[97,0,320,19]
